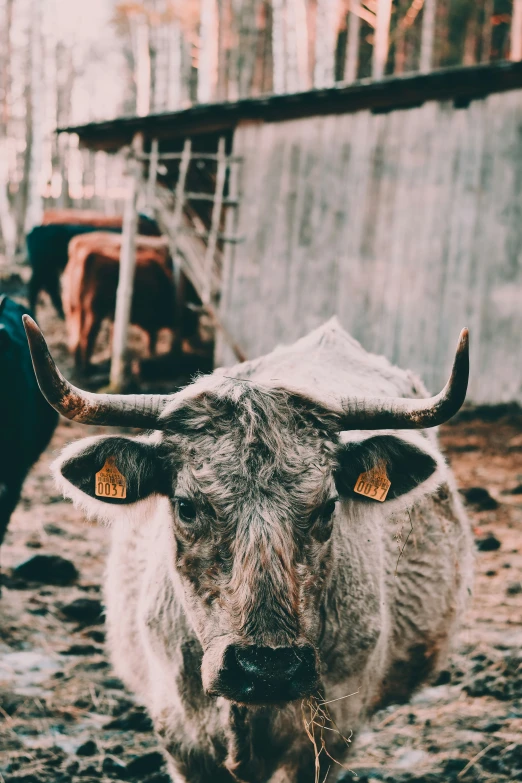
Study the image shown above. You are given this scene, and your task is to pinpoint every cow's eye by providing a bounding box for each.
[176,498,197,523]
[322,498,338,520]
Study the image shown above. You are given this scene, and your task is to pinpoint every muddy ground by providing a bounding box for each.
[1,292,522,783]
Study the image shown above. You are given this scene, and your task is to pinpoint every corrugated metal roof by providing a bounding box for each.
[59,60,522,151]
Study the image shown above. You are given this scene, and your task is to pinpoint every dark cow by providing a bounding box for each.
[24,317,472,783]
[0,297,57,553]
[26,213,160,317]
[61,232,176,372]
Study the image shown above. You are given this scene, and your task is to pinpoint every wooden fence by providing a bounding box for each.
[218,87,522,405]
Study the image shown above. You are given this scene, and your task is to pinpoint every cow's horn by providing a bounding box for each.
[339,328,469,430]
[23,316,171,428]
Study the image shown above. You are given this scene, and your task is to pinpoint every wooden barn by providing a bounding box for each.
[60,60,522,405]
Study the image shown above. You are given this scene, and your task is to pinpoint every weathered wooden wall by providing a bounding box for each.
[218,89,522,404]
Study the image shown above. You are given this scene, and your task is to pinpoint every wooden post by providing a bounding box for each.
[203,136,226,304]
[372,0,392,80]
[171,139,192,250]
[420,0,437,72]
[512,0,522,61]
[109,134,142,392]
[145,138,159,212]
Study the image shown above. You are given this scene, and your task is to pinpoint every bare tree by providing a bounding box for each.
[198,0,218,103]
[512,0,522,60]
[25,0,44,232]
[373,0,392,79]
[314,0,341,87]
[345,0,361,82]
[420,0,437,71]
[271,0,286,93]
[0,0,16,258]
[286,0,309,91]
[134,13,152,115]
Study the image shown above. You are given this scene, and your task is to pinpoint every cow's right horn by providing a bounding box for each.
[23,316,171,429]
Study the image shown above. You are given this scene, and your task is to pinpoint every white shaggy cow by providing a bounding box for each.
[24,317,473,783]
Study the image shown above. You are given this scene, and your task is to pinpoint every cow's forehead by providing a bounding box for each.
[160,382,339,508]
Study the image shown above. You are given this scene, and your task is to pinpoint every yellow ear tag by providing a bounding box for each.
[95,457,127,499]
[354,461,391,502]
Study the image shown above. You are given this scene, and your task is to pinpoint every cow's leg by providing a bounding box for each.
[46,277,65,319]
[27,272,41,315]
[0,482,20,547]
[80,309,102,373]
[0,482,21,594]
[164,752,234,783]
[148,330,158,357]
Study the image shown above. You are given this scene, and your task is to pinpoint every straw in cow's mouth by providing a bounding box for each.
[301,692,358,783]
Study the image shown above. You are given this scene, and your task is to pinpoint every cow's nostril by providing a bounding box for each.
[215,644,318,703]
[234,645,314,683]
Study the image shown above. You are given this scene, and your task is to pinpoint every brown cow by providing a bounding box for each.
[42,209,124,228]
[62,232,176,373]
[42,209,160,235]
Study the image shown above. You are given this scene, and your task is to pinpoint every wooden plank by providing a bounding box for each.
[168,137,191,308]
[220,93,522,403]
[137,152,242,162]
[145,138,159,212]
[215,150,242,366]
[203,136,227,304]
[109,134,142,392]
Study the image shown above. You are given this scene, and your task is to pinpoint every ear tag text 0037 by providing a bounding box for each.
[354,462,391,502]
[95,457,127,499]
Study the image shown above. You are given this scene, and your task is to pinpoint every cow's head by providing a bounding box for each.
[24,316,469,705]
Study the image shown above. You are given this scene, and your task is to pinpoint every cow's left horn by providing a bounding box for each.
[339,328,469,430]
[23,316,172,428]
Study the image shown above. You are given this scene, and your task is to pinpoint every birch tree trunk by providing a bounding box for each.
[134,14,151,116]
[372,0,392,79]
[25,0,44,232]
[271,0,286,93]
[345,0,361,82]
[0,0,16,258]
[167,21,183,109]
[420,0,437,72]
[238,0,261,98]
[314,0,340,87]
[0,152,16,259]
[1,0,13,129]
[285,0,309,91]
[481,0,493,63]
[198,0,218,103]
[512,0,522,61]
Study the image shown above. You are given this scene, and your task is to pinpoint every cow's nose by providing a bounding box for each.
[234,645,310,682]
[213,644,318,703]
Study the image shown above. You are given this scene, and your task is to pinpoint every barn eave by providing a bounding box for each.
[57,60,522,153]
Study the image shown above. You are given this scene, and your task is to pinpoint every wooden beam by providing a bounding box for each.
[203,136,227,304]
[109,134,142,392]
[169,138,192,305]
[145,138,159,211]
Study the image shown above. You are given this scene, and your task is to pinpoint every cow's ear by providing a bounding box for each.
[54,435,168,507]
[336,433,441,502]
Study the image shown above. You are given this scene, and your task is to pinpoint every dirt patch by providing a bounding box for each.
[1,297,522,782]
